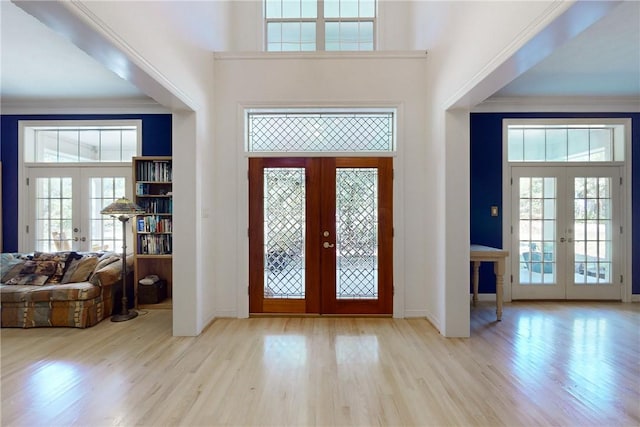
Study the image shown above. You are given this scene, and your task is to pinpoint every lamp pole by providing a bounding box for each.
[111,214,138,322]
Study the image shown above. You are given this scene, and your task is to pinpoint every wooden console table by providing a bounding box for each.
[470,245,509,321]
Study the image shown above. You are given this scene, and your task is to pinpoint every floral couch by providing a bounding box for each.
[1,251,133,328]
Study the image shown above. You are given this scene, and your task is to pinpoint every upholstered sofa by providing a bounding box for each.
[1,251,133,328]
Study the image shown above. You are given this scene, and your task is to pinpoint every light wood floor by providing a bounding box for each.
[1,302,639,426]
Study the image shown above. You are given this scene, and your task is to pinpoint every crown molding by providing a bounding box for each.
[472,96,640,113]
[0,97,170,115]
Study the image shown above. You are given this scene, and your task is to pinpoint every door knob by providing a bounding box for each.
[323,242,334,248]
[560,237,566,242]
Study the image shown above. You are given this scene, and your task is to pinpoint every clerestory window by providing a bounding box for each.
[265,0,376,52]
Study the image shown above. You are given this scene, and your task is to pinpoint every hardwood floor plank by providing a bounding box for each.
[2,302,639,426]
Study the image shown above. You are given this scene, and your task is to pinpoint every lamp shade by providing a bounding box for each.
[100,197,145,216]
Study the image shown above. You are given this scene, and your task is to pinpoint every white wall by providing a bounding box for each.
[212,53,429,318]
[407,0,569,336]
[67,0,217,335]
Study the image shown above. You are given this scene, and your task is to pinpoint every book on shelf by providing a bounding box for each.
[137,198,172,214]
[137,160,172,182]
[137,216,173,233]
[137,234,172,255]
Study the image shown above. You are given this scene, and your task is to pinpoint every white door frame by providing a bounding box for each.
[20,164,132,252]
[501,118,632,302]
[510,165,623,300]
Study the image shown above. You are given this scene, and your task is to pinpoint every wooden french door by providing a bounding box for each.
[249,157,393,315]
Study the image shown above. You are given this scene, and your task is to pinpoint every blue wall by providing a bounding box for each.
[1,114,172,252]
[470,112,639,296]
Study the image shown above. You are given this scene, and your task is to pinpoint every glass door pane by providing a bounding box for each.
[511,167,565,300]
[567,167,621,299]
[33,175,75,252]
[573,177,612,284]
[88,176,127,252]
[263,167,306,299]
[518,176,557,285]
[335,167,378,300]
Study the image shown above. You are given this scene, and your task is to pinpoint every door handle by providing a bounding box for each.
[560,237,566,243]
[323,242,334,249]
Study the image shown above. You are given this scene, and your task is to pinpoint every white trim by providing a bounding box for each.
[502,117,633,302]
[631,295,640,303]
[214,50,427,60]
[1,98,169,115]
[236,101,405,318]
[474,97,640,113]
[471,293,497,302]
[404,310,428,318]
[17,119,142,252]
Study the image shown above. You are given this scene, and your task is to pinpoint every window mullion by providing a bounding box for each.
[317,0,325,50]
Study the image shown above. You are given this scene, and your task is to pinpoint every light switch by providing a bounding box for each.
[491,206,499,217]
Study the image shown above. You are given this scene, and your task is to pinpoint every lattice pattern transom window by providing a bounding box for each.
[247,111,394,153]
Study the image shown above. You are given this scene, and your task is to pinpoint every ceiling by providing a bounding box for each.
[1,1,638,105]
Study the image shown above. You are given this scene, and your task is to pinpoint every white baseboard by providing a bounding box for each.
[215,309,237,318]
[631,295,640,303]
[470,293,497,302]
[404,309,428,318]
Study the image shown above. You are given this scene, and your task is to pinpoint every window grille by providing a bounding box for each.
[506,121,625,163]
[265,0,376,51]
[23,121,141,163]
[247,111,394,153]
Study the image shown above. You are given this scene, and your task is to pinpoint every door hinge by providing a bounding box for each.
[392,227,394,238]
[620,226,623,234]
[26,225,29,233]
[620,275,624,284]
[393,286,395,296]
[620,177,623,185]
[510,275,513,283]
[26,177,30,186]
[510,178,513,185]
[510,225,513,234]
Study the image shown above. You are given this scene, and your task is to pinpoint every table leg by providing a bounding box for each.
[494,259,505,321]
[472,261,480,306]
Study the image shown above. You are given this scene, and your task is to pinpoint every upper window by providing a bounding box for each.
[265,0,376,51]
[22,120,141,163]
[505,120,626,163]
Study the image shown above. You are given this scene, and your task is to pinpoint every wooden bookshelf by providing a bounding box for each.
[132,156,172,308]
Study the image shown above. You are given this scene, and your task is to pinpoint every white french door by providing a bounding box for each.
[511,166,622,300]
[25,166,132,253]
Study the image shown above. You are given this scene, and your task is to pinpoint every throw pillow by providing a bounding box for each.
[5,273,50,286]
[64,255,99,283]
[92,259,123,287]
[1,260,25,283]
[32,251,80,284]
[3,260,58,286]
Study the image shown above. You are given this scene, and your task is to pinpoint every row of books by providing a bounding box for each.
[136,182,171,196]
[137,234,172,255]
[136,160,172,182]
[137,216,172,233]
[138,198,172,214]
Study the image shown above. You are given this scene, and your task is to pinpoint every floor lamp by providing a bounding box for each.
[101,197,145,322]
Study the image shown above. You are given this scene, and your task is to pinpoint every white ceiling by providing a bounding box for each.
[1,1,639,104]
[0,1,148,101]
